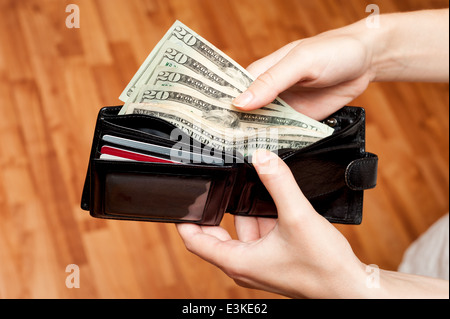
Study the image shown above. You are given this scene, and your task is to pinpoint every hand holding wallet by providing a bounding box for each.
[80,105,378,225]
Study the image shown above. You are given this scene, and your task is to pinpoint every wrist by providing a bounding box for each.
[342,18,392,83]
[355,9,449,82]
[312,260,380,299]
[344,264,450,299]
[364,13,404,82]
[318,18,389,83]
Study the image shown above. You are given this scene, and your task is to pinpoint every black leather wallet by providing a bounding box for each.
[81,105,378,225]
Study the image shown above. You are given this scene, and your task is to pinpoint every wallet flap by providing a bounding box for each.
[229,106,375,225]
[345,153,378,191]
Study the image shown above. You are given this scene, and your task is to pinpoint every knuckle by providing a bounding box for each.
[246,61,264,78]
[183,240,195,254]
[233,278,253,289]
[222,259,248,281]
[252,71,280,102]
[289,45,321,80]
[257,71,276,89]
[223,264,242,280]
[182,237,201,255]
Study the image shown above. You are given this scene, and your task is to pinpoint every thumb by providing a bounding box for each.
[232,72,281,111]
[252,150,316,225]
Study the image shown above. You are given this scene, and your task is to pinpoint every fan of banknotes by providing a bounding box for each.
[118,21,334,155]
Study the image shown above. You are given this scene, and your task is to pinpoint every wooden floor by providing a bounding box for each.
[0,0,448,299]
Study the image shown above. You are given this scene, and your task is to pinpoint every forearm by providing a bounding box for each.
[330,263,449,299]
[365,9,449,82]
[375,269,449,298]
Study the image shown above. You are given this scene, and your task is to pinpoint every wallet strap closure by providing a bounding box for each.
[345,153,378,191]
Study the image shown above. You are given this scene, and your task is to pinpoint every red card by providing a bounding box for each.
[100,146,180,164]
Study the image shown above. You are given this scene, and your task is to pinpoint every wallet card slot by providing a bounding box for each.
[99,119,244,166]
[101,118,177,148]
[99,135,229,166]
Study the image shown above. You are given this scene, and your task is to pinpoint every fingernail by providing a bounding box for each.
[252,150,279,175]
[252,150,276,165]
[232,90,253,108]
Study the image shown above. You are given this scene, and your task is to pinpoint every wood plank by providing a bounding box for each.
[0,0,447,299]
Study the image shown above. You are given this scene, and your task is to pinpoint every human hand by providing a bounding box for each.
[176,10,450,298]
[232,22,375,120]
[176,150,368,298]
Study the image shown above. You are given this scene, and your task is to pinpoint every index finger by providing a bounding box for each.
[233,45,316,111]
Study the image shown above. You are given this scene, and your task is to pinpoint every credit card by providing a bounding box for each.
[100,145,181,164]
[101,135,225,165]
[99,153,134,161]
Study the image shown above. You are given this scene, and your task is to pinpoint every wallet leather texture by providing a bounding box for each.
[81,105,378,225]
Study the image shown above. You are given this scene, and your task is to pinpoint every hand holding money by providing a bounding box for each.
[119,21,334,155]
[232,32,377,120]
